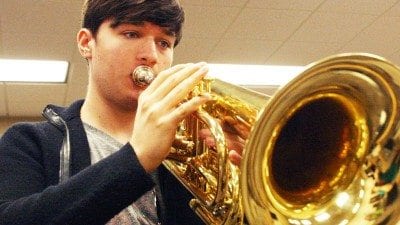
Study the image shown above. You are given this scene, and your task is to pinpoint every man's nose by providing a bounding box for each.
[137,38,158,65]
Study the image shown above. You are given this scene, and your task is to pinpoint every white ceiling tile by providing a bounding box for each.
[386,51,400,86]
[180,0,248,7]
[0,17,3,54]
[385,1,400,16]
[208,38,282,64]
[317,0,398,15]
[340,16,400,57]
[173,37,220,64]
[289,12,377,43]
[6,83,67,117]
[223,8,311,41]
[267,41,342,65]
[2,33,76,60]
[0,84,7,116]
[1,0,400,119]
[246,0,325,10]
[1,0,82,36]
[182,5,242,38]
[388,50,400,66]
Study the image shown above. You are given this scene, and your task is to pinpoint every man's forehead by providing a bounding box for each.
[112,21,176,37]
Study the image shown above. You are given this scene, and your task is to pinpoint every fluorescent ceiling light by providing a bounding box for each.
[0,59,69,83]
[208,64,304,86]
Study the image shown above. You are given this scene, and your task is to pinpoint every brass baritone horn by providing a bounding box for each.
[132,53,400,225]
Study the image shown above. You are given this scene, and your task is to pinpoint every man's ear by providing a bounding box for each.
[77,28,94,59]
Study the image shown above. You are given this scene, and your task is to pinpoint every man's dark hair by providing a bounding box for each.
[82,0,185,47]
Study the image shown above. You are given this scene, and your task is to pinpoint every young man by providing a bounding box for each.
[0,0,242,224]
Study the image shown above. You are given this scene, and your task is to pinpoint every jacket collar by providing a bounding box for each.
[42,99,91,177]
[43,100,85,127]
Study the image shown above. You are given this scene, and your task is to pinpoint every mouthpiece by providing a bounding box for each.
[132,65,155,87]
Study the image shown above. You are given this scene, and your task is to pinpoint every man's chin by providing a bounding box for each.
[111,96,138,112]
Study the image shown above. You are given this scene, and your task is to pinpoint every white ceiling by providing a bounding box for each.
[1,0,400,117]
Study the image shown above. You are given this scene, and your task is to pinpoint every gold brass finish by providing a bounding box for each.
[133,53,400,225]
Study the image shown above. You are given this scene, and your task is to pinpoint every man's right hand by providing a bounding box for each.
[130,62,210,172]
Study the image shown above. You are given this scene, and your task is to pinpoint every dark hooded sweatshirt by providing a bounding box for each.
[0,100,204,225]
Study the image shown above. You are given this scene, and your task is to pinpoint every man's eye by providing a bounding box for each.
[159,40,171,49]
[124,31,139,39]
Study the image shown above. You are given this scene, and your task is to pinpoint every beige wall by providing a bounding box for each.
[0,117,43,136]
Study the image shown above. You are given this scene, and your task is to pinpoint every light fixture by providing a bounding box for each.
[0,59,69,83]
[207,63,304,86]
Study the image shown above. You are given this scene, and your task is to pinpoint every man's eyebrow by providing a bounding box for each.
[113,22,175,36]
[162,28,176,38]
[111,21,144,28]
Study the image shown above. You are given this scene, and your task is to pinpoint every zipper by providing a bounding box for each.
[42,107,71,183]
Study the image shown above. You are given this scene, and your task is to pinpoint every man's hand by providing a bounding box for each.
[198,120,246,166]
[130,62,210,172]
